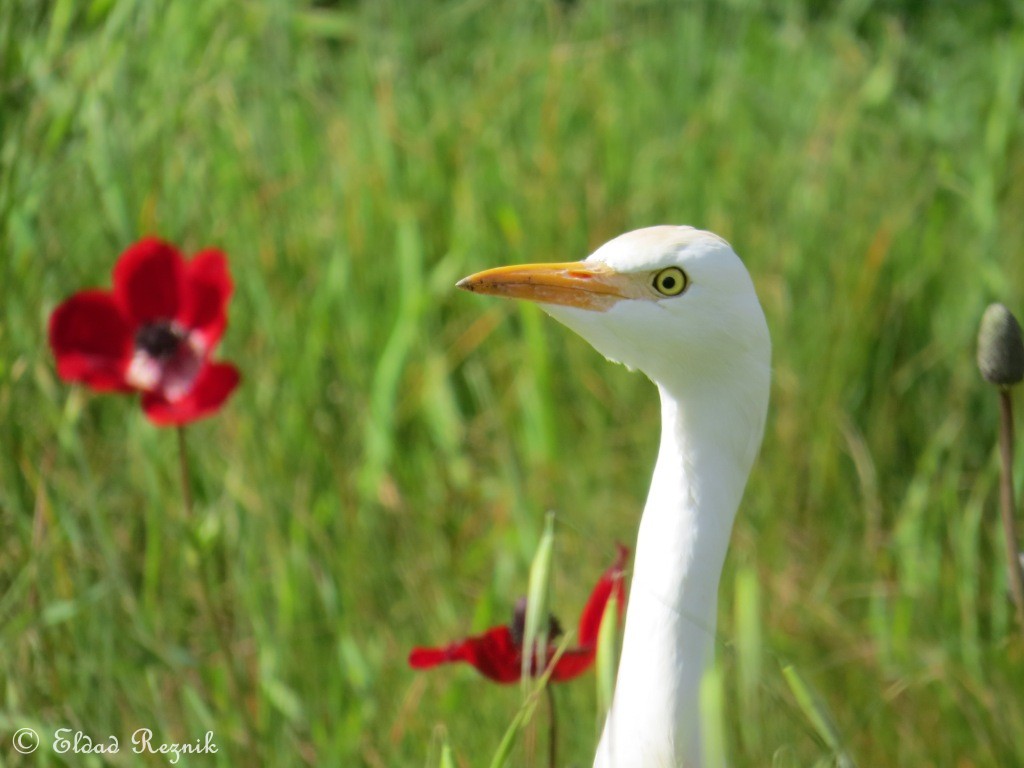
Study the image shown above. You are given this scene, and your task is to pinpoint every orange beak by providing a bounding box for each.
[456,261,635,312]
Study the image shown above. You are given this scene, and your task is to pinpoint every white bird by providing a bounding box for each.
[457,226,771,768]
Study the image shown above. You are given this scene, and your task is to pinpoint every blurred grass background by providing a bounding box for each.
[3,0,1024,765]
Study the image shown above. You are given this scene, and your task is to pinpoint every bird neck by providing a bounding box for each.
[596,377,766,768]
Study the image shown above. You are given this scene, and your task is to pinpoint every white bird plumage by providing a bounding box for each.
[458,226,771,768]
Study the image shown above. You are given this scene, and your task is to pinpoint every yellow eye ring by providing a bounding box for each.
[653,267,688,296]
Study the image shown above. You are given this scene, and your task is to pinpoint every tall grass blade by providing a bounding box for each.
[699,664,728,768]
[734,564,763,752]
[488,705,529,768]
[521,511,556,691]
[595,589,620,723]
[439,738,456,768]
[359,214,424,502]
[782,664,857,768]
[490,635,572,768]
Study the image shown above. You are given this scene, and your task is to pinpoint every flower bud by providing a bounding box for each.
[977,303,1024,386]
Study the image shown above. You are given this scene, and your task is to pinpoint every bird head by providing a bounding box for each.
[457,226,771,396]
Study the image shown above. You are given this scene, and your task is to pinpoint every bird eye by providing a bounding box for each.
[653,267,688,296]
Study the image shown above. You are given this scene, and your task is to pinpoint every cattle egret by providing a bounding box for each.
[458,226,771,767]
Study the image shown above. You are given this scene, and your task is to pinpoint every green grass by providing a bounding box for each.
[3,0,1024,764]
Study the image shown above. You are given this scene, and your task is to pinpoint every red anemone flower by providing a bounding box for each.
[409,544,629,684]
[48,237,240,426]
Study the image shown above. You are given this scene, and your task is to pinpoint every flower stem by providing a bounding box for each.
[545,684,557,768]
[998,389,1024,639]
[175,425,256,747]
[177,426,194,518]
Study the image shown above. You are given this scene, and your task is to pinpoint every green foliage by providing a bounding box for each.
[521,511,555,687]
[595,588,619,724]
[3,0,1024,764]
[782,664,856,768]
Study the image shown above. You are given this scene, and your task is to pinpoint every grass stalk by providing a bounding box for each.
[545,683,557,768]
[997,389,1024,639]
[177,425,193,518]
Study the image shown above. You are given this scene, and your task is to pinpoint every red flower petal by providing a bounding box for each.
[550,648,597,682]
[48,290,133,391]
[411,546,630,686]
[408,647,452,670]
[576,543,629,647]
[140,362,240,426]
[410,627,599,683]
[409,627,523,684]
[181,249,233,348]
[113,238,186,326]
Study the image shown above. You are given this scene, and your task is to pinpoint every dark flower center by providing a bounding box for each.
[510,596,564,647]
[135,321,185,359]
